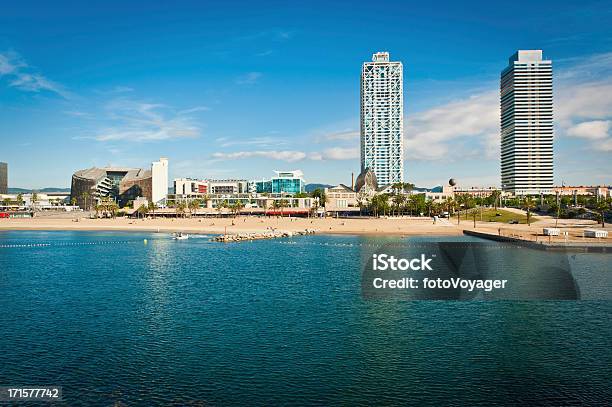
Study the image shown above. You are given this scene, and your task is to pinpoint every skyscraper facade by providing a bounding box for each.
[0,162,7,194]
[151,157,169,205]
[360,52,404,187]
[500,50,553,195]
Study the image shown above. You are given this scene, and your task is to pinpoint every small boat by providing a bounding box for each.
[172,232,189,240]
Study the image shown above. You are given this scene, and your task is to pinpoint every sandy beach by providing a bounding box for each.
[0,213,609,243]
[0,215,462,236]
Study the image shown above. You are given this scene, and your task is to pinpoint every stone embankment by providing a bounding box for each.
[213,229,316,243]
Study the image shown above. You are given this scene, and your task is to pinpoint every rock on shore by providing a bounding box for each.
[213,229,315,243]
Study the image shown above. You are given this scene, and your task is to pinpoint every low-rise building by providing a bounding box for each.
[71,157,169,209]
[325,184,359,213]
[553,185,609,198]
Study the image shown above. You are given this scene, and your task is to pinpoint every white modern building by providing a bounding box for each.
[501,50,553,195]
[151,157,169,205]
[360,51,404,187]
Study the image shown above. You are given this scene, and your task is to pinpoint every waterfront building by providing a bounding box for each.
[453,186,501,198]
[151,157,169,205]
[360,52,404,187]
[324,184,359,213]
[173,178,248,197]
[0,192,73,211]
[174,178,208,195]
[553,185,609,198]
[254,170,305,195]
[0,162,7,194]
[71,157,168,209]
[208,179,248,195]
[501,50,554,195]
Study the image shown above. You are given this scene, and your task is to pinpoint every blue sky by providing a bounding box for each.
[1,0,611,189]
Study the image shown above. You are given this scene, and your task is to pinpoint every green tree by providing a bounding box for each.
[311,189,327,207]
[490,190,501,211]
[31,192,39,210]
[188,199,200,217]
[523,197,536,226]
[596,198,610,228]
[176,201,187,218]
[392,193,406,216]
[148,201,158,218]
[137,204,148,218]
[231,201,244,217]
[82,192,90,211]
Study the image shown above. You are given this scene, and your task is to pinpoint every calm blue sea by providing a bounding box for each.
[0,231,610,406]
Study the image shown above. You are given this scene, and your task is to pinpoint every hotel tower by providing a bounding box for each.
[500,50,553,195]
[360,52,404,187]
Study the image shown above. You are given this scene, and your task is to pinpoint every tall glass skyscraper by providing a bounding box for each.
[501,50,553,195]
[360,52,404,188]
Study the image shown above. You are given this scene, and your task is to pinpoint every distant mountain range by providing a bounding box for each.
[305,183,333,193]
[7,187,71,194]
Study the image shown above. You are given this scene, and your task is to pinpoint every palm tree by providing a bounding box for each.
[596,198,610,228]
[311,189,327,209]
[425,200,433,217]
[279,199,289,217]
[231,201,244,217]
[490,190,501,211]
[217,200,228,217]
[137,204,148,219]
[82,192,90,211]
[523,197,535,226]
[31,192,39,211]
[148,201,158,218]
[176,201,187,218]
[188,199,200,217]
[392,193,406,216]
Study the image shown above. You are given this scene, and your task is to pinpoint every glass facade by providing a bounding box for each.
[255,175,304,195]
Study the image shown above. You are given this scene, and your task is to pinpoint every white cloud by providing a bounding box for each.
[235,72,262,85]
[211,146,359,162]
[404,90,499,161]
[403,51,612,161]
[318,129,360,142]
[320,147,359,160]
[212,150,306,162]
[567,120,610,140]
[0,51,69,98]
[91,99,201,142]
[179,106,210,115]
[215,136,285,148]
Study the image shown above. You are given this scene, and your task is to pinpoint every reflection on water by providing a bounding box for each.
[0,231,610,405]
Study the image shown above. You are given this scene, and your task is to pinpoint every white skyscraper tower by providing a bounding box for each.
[501,50,553,195]
[151,157,169,205]
[360,52,404,188]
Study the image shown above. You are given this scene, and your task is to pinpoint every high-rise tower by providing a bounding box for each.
[500,50,553,195]
[360,52,404,188]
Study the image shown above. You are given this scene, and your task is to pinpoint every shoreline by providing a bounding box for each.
[0,215,609,241]
[0,216,463,237]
